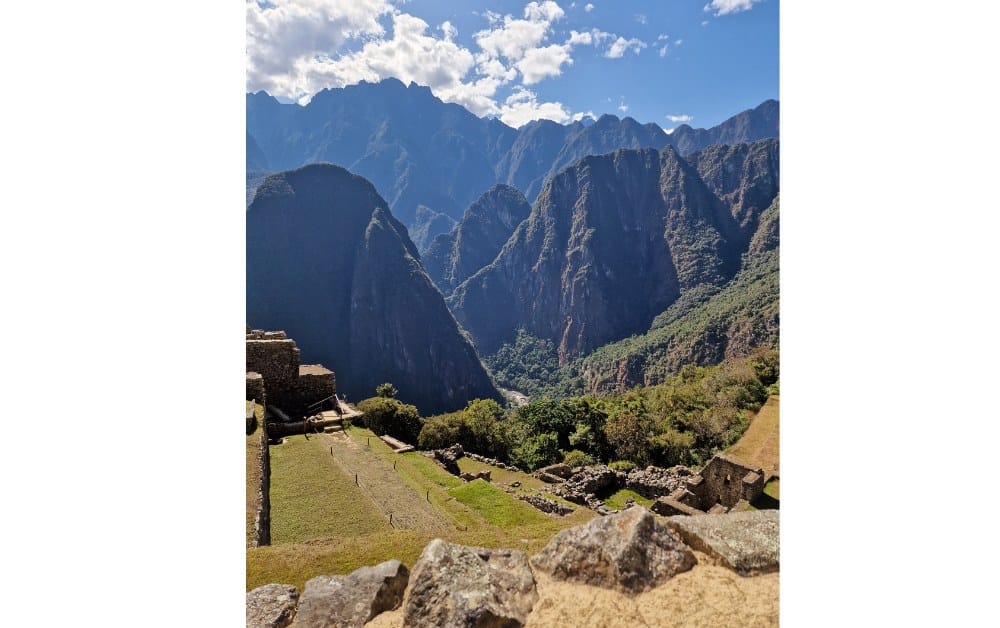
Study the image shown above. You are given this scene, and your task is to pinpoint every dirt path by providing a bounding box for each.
[320,430,452,533]
[728,396,780,479]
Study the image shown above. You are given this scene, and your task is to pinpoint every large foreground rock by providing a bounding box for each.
[404,539,538,627]
[665,510,779,575]
[295,560,409,628]
[531,506,696,595]
[246,584,298,628]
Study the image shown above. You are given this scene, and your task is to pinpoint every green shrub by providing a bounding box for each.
[510,432,561,471]
[608,460,636,472]
[375,382,398,398]
[356,397,423,444]
[562,449,595,468]
[418,411,471,450]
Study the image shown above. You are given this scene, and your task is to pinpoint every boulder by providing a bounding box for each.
[432,443,464,475]
[295,560,409,628]
[535,463,572,479]
[665,510,779,575]
[246,584,298,628]
[531,506,696,595]
[536,472,565,484]
[403,539,538,627]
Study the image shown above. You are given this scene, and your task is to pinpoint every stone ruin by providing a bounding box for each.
[651,453,765,516]
[245,326,336,418]
[548,453,765,517]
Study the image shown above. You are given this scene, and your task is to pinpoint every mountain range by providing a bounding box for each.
[246,81,779,409]
[247,79,778,239]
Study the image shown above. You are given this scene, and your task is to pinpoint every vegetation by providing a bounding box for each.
[418,350,778,471]
[485,329,583,398]
[375,382,398,398]
[600,488,653,511]
[356,396,423,444]
[447,480,549,528]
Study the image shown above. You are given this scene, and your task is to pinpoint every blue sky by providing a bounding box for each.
[247,1,778,129]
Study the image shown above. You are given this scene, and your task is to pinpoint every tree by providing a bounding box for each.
[357,397,422,443]
[376,382,398,398]
[465,398,506,457]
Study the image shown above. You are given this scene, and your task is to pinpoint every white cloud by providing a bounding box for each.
[663,127,675,134]
[285,12,477,105]
[617,97,628,113]
[571,110,596,122]
[659,46,668,58]
[635,14,647,25]
[439,20,457,42]
[704,0,764,17]
[247,0,393,95]
[516,43,573,84]
[584,3,594,12]
[605,37,647,59]
[665,114,693,123]
[675,38,684,46]
[701,20,710,26]
[247,1,598,127]
[498,88,574,127]
[656,34,669,42]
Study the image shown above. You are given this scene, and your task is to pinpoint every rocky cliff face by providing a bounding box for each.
[423,184,532,295]
[448,145,750,360]
[246,163,500,414]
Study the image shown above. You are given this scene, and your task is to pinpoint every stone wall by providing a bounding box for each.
[251,406,271,547]
[246,372,265,404]
[246,337,300,393]
[687,454,765,511]
[282,366,335,414]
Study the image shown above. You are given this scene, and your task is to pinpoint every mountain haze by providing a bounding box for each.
[246,163,501,414]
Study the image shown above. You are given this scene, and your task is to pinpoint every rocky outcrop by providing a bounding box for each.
[449,145,749,359]
[518,494,574,516]
[460,470,492,483]
[430,443,464,476]
[464,451,523,473]
[423,185,531,295]
[246,163,501,415]
[295,560,409,628]
[246,584,298,628]
[531,507,696,595]
[665,510,780,575]
[408,205,456,252]
[403,539,538,627]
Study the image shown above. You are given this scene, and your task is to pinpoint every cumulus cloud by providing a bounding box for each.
[247,0,604,126]
[247,0,392,95]
[666,114,693,123]
[498,87,574,127]
[704,0,764,17]
[605,37,647,59]
[584,3,594,12]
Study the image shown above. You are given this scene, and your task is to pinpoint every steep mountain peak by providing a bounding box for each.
[247,164,499,414]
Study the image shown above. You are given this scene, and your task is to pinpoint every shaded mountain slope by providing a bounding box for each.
[670,100,779,156]
[423,184,532,295]
[448,145,749,360]
[246,163,500,414]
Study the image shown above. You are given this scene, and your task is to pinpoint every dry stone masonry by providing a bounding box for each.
[652,454,765,516]
[246,327,335,418]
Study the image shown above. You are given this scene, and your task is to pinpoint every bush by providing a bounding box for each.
[418,412,471,450]
[562,449,595,468]
[608,460,636,472]
[356,397,423,444]
[510,432,561,471]
[375,382,398,399]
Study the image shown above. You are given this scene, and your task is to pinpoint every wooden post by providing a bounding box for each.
[393,460,397,470]
[426,490,429,502]
[355,473,358,486]
[330,447,333,455]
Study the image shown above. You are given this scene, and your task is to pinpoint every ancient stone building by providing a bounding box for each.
[246,327,336,417]
[653,454,765,516]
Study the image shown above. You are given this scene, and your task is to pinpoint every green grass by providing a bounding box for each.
[269,434,391,544]
[764,479,779,500]
[249,427,597,590]
[600,488,654,511]
[447,479,549,527]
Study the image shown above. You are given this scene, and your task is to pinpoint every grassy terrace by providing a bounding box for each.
[247,426,594,590]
